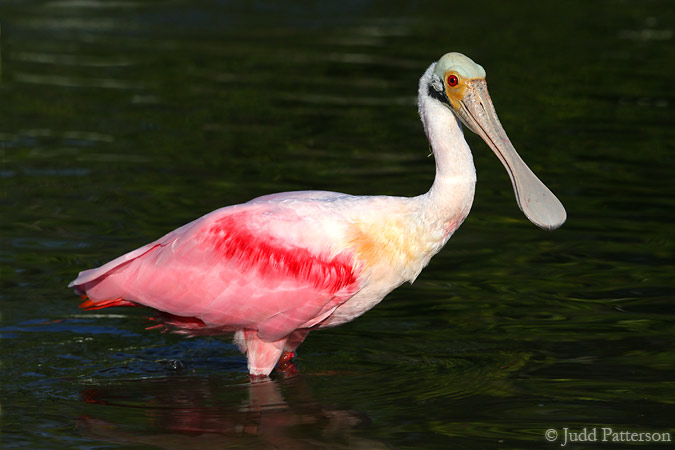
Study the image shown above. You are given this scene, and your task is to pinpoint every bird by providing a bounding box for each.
[69,52,566,379]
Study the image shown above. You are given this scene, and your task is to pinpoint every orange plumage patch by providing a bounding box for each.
[79,296,137,310]
[347,218,412,268]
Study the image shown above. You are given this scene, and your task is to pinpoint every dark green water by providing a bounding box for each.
[2,1,674,448]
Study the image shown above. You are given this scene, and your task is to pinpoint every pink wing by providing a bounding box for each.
[69,192,362,341]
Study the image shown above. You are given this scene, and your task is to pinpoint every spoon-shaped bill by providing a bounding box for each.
[457,80,566,230]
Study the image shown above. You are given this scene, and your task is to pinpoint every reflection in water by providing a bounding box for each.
[78,375,389,449]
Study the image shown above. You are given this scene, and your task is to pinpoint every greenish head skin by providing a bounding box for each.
[433,52,486,81]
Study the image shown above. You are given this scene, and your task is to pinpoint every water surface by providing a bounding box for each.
[1,1,674,448]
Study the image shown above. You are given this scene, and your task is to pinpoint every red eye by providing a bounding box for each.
[447,74,459,87]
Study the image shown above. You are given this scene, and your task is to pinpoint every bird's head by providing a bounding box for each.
[427,52,566,231]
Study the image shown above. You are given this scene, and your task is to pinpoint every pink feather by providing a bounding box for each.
[70,194,362,375]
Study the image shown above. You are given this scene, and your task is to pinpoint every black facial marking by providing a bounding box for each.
[427,83,450,105]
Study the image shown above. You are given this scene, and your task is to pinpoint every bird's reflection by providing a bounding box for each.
[77,374,389,449]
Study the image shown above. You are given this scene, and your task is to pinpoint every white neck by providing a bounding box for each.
[417,65,477,228]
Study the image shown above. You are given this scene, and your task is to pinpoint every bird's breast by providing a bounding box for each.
[346,213,449,285]
[316,214,452,328]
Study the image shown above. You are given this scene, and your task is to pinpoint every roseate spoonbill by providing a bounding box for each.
[69,52,566,378]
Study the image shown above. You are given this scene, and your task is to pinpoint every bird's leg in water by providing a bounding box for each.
[249,350,298,383]
[274,351,297,377]
[248,351,296,382]
[249,374,271,383]
[274,329,309,377]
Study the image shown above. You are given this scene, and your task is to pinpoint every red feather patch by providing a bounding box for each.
[205,214,357,294]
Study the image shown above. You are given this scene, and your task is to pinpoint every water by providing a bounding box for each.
[2,1,674,448]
